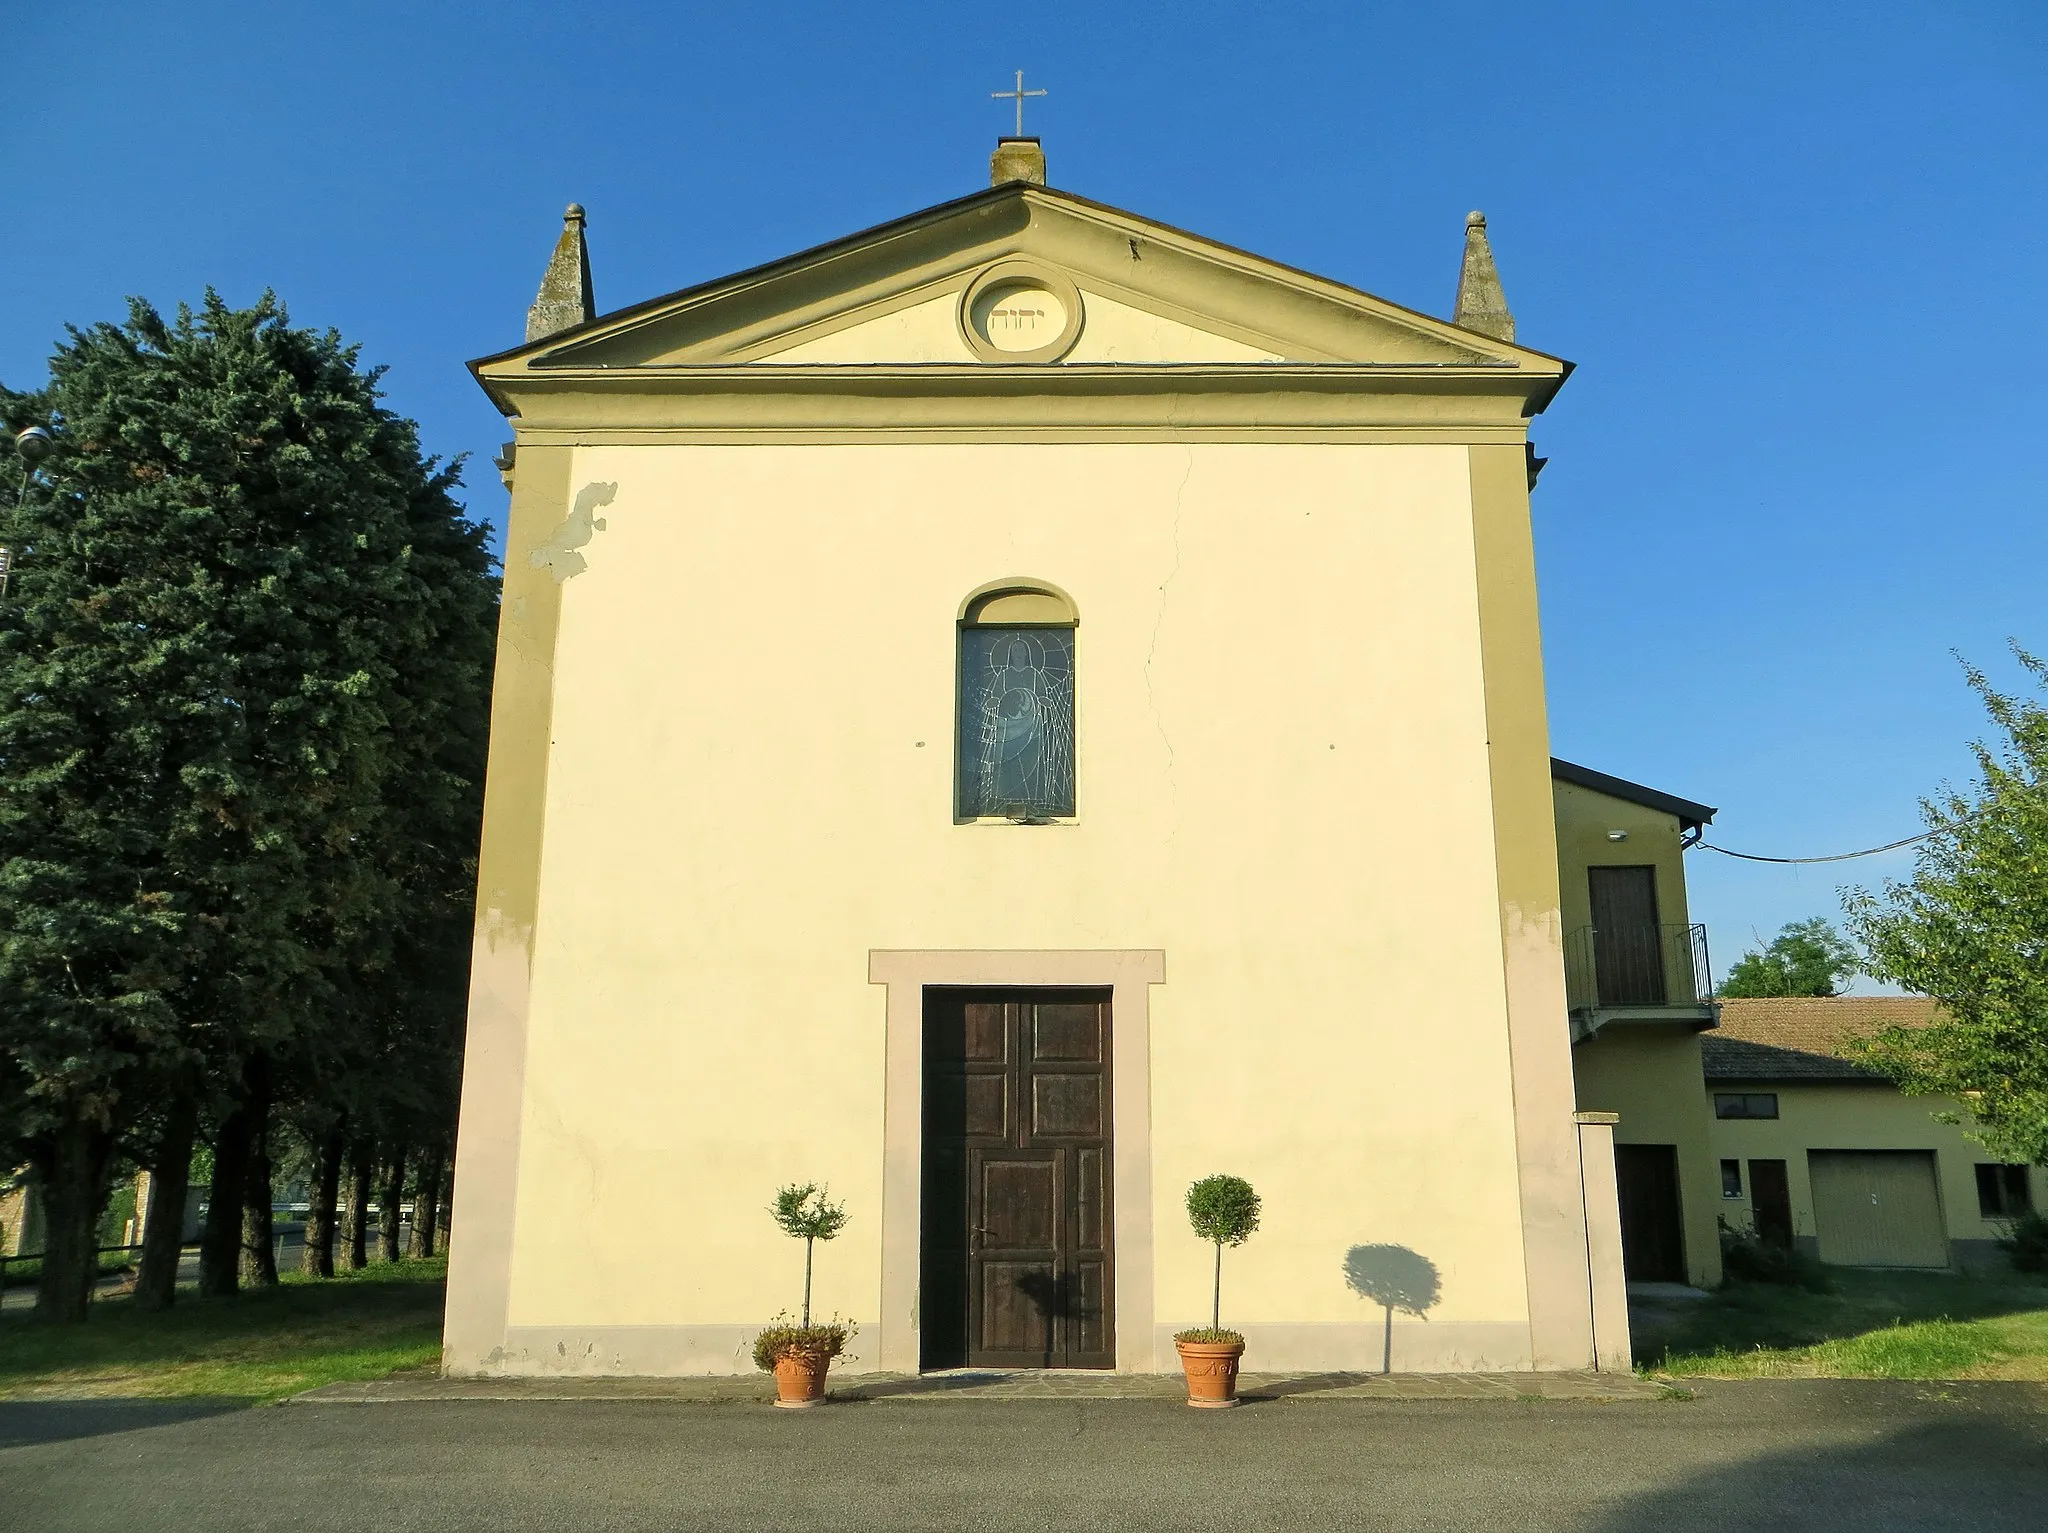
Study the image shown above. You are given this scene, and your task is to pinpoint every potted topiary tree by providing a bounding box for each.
[1174,1173,1261,1408]
[753,1183,853,1408]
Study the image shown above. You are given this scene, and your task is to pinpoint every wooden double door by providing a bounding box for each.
[920,988,1113,1370]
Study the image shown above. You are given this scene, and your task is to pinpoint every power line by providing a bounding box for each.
[1692,830,1938,865]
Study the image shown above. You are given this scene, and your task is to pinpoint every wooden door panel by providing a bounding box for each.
[1068,1260,1109,1357]
[963,1002,1008,1061]
[980,1157,1057,1250]
[1032,1004,1104,1061]
[1074,1146,1106,1250]
[1031,1074,1103,1137]
[962,1076,1008,1138]
[978,1261,1055,1357]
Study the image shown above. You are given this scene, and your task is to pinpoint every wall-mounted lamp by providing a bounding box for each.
[1606,830,1629,843]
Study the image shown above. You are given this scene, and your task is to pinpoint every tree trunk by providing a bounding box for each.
[303,1124,343,1277]
[339,1140,372,1271]
[31,1115,114,1322]
[436,1164,453,1253]
[378,1142,408,1263]
[198,1100,255,1297]
[239,1074,278,1289]
[409,1144,445,1259]
[133,1096,197,1312]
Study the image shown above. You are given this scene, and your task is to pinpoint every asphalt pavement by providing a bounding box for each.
[2,1379,2043,1532]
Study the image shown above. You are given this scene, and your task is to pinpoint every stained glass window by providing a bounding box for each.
[957,626,1076,818]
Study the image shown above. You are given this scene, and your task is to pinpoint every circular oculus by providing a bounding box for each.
[959,261,1084,364]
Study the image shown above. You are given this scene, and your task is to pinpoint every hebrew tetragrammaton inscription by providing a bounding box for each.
[530,481,618,582]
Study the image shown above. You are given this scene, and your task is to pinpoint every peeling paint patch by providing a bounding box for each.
[530,481,617,582]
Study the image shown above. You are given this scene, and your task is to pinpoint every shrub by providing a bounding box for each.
[751,1316,855,1372]
[1172,1325,1244,1346]
[1719,1225,1831,1291]
[1997,1211,2048,1274]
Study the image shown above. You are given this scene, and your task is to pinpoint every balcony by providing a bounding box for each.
[1564,922,1715,1039]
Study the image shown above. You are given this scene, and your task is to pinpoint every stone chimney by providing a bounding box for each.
[990,138,1047,187]
[526,203,596,343]
[1452,211,1515,343]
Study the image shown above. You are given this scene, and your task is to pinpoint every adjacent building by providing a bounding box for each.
[1706,997,2039,1271]
[1552,762,1724,1289]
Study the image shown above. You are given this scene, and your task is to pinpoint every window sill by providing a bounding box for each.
[954,816,1080,828]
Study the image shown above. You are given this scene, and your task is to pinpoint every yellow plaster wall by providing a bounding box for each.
[1571,1030,1724,1287]
[500,441,1535,1345]
[1707,1082,2048,1256]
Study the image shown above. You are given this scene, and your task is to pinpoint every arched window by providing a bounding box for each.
[957,583,1078,820]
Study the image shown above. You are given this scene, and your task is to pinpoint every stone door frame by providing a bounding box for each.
[869,949,1165,1374]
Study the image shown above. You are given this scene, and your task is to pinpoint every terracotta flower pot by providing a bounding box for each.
[1176,1337,1246,1409]
[771,1350,831,1409]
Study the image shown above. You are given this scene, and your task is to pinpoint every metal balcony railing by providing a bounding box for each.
[1564,922,1712,1013]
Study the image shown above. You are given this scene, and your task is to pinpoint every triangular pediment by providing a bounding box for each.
[475,185,1567,384]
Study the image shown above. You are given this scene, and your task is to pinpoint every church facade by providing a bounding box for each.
[443,140,1642,1377]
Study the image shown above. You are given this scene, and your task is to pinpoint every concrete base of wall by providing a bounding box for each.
[1790,1233,2018,1274]
[1152,1320,1536,1374]
[448,1319,1544,1378]
[450,1325,761,1378]
[1950,1238,2013,1273]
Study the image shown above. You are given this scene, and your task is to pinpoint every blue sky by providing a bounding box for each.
[5,3,2044,984]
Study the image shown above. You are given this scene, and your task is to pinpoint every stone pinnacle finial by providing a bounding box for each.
[1452,210,1515,343]
[525,202,596,343]
[991,138,1047,187]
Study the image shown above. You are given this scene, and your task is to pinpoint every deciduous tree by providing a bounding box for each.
[1845,648,2048,1165]
[1719,918,1858,998]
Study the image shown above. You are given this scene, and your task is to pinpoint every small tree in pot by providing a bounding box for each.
[1174,1174,1261,1408]
[753,1183,854,1408]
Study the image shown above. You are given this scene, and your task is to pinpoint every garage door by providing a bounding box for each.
[1808,1150,1949,1268]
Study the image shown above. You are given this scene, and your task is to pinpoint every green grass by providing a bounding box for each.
[0,1249,145,1287]
[1638,1266,2048,1380]
[0,1258,445,1403]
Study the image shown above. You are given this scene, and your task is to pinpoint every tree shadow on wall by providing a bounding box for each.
[1344,1244,1442,1374]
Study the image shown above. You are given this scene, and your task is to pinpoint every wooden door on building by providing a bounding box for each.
[1614,1143,1687,1282]
[1588,866,1666,1006]
[1808,1151,1949,1268]
[921,989,1113,1370]
[1748,1159,1794,1249]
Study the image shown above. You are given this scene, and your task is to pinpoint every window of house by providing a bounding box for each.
[1976,1163,2033,1219]
[1721,1159,1743,1198]
[956,585,1077,820]
[1714,1092,1779,1120]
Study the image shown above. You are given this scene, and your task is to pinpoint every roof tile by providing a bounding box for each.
[1702,996,1939,1082]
